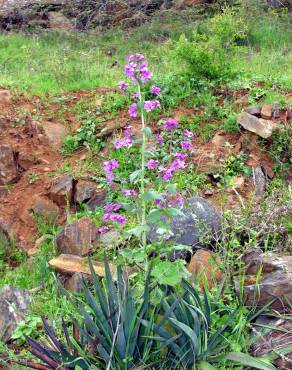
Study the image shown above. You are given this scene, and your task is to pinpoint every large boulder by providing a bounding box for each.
[56,217,99,256]
[0,145,18,185]
[49,175,74,206]
[148,197,222,250]
[75,180,98,204]
[29,195,59,221]
[240,250,292,312]
[0,285,31,343]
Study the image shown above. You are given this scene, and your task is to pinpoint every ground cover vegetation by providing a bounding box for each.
[0,1,291,369]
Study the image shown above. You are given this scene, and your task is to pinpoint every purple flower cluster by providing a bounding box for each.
[121,189,137,197]
[124,53,153,84]
[114,126,133,149]
[119,81,129,92]
[180,141,193,151]
[128,103,138,118]
[102,159,119,184]
[163,118,179,131]
[147,159,159,170]
[144,100,161,112]
[160,153,187,181]
[184,129,194,138]
[150,85,161,96]
[102,203,126,226]
[155,191,185,209]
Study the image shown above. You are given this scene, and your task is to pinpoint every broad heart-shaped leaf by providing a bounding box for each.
[129,169,143,184]
[141,190,164,203]
[147,208,164,223]
[142,127,152,140]
[151,260,187,286]
[120,247,147,264]
[219,352,277,370]
[126,225,150,239]
[163,207,185,218]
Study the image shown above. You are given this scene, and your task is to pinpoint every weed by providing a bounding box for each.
[28,172,39,184]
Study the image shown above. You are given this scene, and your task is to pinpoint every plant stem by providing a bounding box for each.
[137,83,147,251]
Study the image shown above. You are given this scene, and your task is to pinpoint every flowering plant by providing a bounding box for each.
[100,53,195,284]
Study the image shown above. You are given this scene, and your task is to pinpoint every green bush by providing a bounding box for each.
[175,8,247,83]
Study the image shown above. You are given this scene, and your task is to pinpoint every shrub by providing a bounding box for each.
[175,8,247,83]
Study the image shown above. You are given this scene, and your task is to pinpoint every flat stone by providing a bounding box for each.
[261,105,273,119]
[148,197,222,249]
[188,250,223,289]
[237,112,278,139]
[56,217,99,256]
[29,195,59,220]
[246,106,261,117]
[42,121,67,148]
[75,180,97,204]
[0,285,31,343]
[50,175,73,206]
[49,254,116,277]
[240,251,292,312]
[0,145,18,185]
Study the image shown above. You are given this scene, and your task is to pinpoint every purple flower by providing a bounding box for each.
[105,203,121,212]
[102,159,119,172]
[131,92,139,99]
[118,81,129,92]
[144,100,161,112]
[156,134,164,145]
[150,85,161,96]
[147,159,159,170]
[174,152,186,161]
[169,159,186,171]
[176,196,185,207]
[125,62,136,83]
[114,138,132,149]
[184,129,194,138]
[180,141,193,150]
[163,118,179,131]
[129,103,138,118]
[124,125,133,139]
[162,168,173,181]
[98,226,110,234]
[140,62,153,83]
[109,213,126,225]
[121,189,137,197]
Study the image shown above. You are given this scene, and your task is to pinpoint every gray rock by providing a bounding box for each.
[56,217,99,256]
[253,166,266,197]
[147,197,222,249]
[86,190,107,211]
[100,230,123,250]
[29,195,59,220]
[64,272,90,293]
[246,106,261,117]
[42,121,68,148]
[240,252,292,312]
[0,145,18,185]
[75,180,97,204]
[237,112,278,139]
[50,175,73,206]
[0,285,31,343]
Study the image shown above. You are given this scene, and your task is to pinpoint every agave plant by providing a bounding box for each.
[142,279,277,370]
[19,318,95,369]
[23,257,155,370]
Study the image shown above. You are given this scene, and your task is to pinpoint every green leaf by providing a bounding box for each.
[221,352,277,370]
[141,191,163,203]
[151,260,188,286]
[199,361,217,370]
[165,184,177,194]
[129,169,143,184]
[163,207,185,218]
[147,209,164,222]
[126,225,150,239]
[142,127,152,139]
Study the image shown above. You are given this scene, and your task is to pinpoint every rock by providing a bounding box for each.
[86,189,107,211]
[188,250,223,289]
[48,11,73,30]
[231,176,245,190]
[0,285,31,343]
[49,253,115,277]
[56,217,99,256]
[0,220,12,251]
[64,272,90,293]
[272,102,281,119]
[237,112,278,139]
[0,145,18,185]
[211,130,228,147]
[232,95,249,110]
[246,106,261,117]
[100,230,123,250]
[148,197,222,249]
[50,175,73,206]
[42,121,68,148]
[261,105,273,119]
[253,166,266,197]
[75,180,97,204]
[241,252,292,312]
[175,0,208,7]
[251,315,292,369]
[0,88,12,106]
[29,195,59,220]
